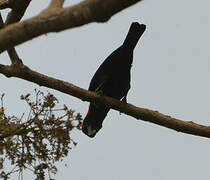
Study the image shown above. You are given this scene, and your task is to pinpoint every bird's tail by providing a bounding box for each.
[123,22,146,50]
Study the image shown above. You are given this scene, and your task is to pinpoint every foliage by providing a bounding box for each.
[0,90,82,180]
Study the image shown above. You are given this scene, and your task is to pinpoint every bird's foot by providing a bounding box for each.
[121,96,127,103]
[96,89,103,96]
[119,96,128,115]
[92,90,103,107]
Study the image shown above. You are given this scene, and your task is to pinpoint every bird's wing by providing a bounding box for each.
[88,70,111,93]
[88,46,125,93]
[88,51,118,92]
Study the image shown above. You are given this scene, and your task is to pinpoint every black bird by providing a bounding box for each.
[82,22,146,138]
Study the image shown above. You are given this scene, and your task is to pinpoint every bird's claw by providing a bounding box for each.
[121,96,127,103]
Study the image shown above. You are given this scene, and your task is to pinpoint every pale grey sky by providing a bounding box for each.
[1,0,210,179]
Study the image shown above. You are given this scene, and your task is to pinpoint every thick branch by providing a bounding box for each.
[0,0,143,53]
[0,64,210,138]
[49,0,65,8]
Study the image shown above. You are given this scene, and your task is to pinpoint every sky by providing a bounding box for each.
[1,0,210,179]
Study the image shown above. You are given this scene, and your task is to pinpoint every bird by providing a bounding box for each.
[82,22,146,138]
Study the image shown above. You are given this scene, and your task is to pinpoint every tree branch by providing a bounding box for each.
[0,0,11,9]
[0,0,143,53]
[0,63,210,138]
[4,0,31,64]
[5,0,31,24]
[49,0,65,9]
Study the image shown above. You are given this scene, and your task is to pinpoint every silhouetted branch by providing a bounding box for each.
[0,63,210,138]
[5,0,31,24]
[0,0,143,53]
[0,0,11,9]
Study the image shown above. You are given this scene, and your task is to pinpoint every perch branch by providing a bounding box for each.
[0,63,210,138]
